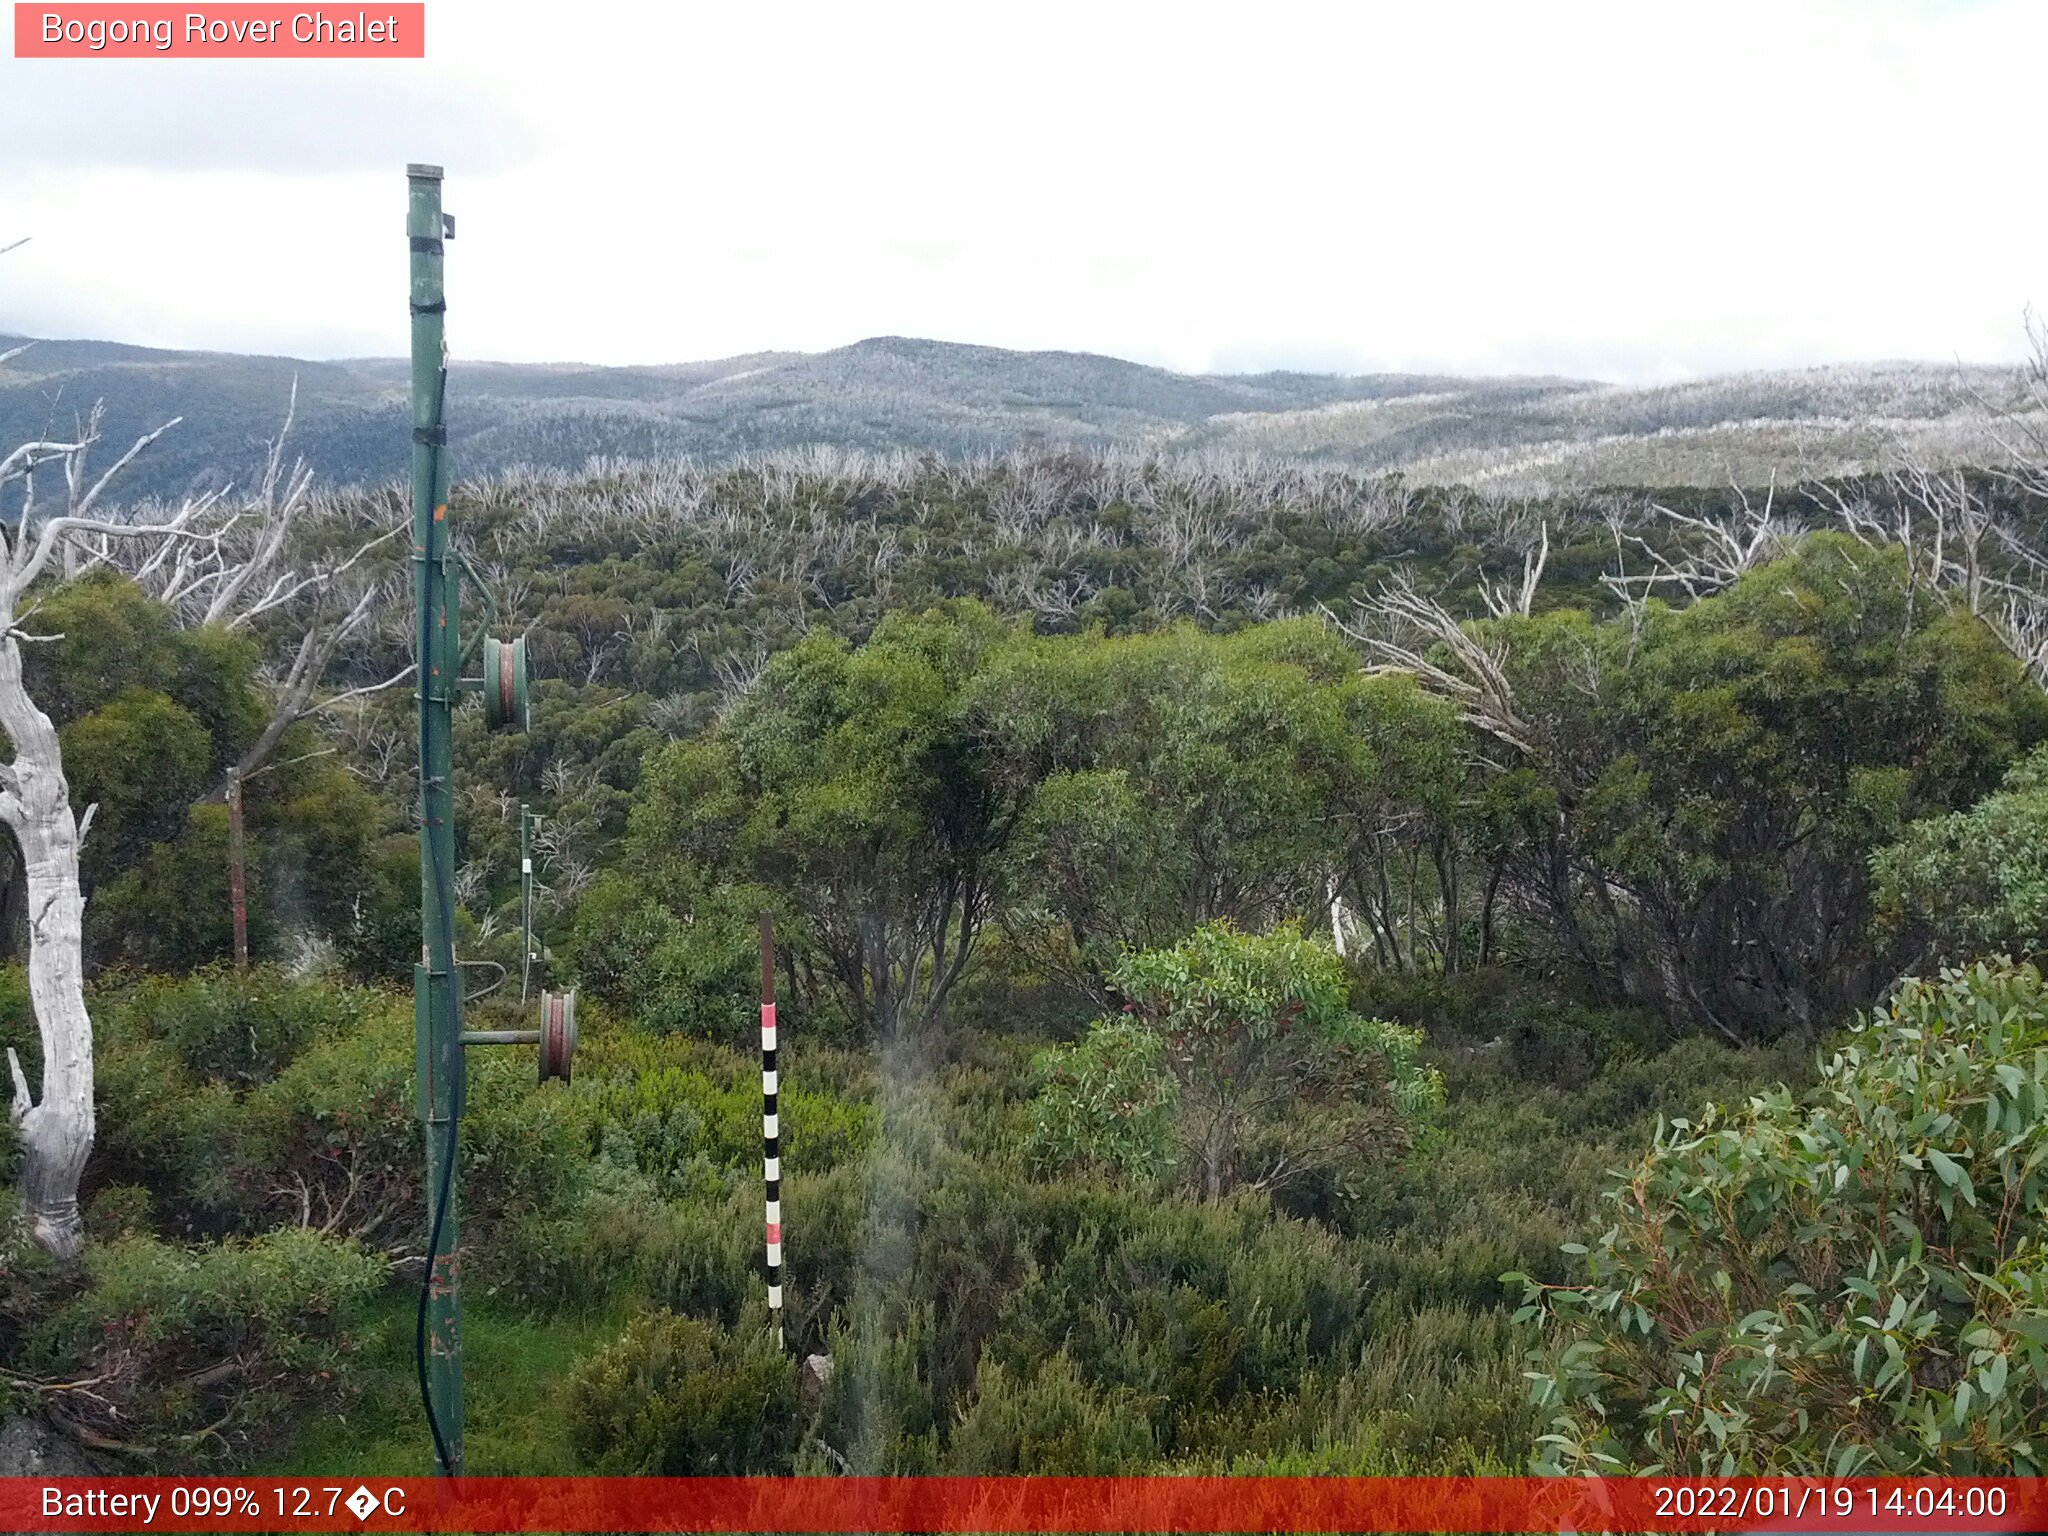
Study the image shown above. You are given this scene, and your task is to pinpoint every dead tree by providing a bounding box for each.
[1974,308,2048,505]
[0,366,403,1257]
[1599,477,1790,614]
[88,384,413,797]
[0,400,224,1257]
[1810,451,2048,686]
[1476,520,1549,620]
[1326,575,1536,755]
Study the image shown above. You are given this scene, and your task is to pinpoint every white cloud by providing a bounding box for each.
[0,0,2040,381]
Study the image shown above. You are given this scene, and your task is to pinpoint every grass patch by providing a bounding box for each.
[262,1291,625,1477]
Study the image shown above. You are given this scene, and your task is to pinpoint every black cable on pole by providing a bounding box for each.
[417,1064,460,1477]
[414,363,460,1478]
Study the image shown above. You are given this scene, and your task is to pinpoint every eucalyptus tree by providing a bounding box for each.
[1515,960,2048,1473]
[1032,921,1444,1204]
[1346,536,2043,1039]
[611,602,1036,1041]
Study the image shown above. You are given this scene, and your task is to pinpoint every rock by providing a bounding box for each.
[0,1417,121,1535]
[0,1415,110,1478]
[0,1417,107,1535]
[798,1352,834,1407]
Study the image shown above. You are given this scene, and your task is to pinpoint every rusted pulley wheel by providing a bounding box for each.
[538,986,577,1083]
[482,635,530,732]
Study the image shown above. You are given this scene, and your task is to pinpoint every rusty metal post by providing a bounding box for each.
[226,768,248,973]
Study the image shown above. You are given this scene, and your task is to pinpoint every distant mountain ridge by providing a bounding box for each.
[0,332,2029,503]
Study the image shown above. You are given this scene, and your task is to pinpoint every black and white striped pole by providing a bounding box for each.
[760,911,784,1352]
[519,804,538,1002]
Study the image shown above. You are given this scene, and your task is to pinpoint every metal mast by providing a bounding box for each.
[405,163,564,1479]
[408,162,464,1477]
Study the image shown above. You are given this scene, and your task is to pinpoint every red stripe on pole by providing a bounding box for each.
[2,1476,2037,1532]
[760,912,783,1351]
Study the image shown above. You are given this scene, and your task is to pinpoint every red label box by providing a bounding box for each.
[13,3,424,56]
[0,1476,2041,1533]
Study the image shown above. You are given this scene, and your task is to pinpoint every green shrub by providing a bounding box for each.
[578,1032,874,1197]
[0,1192,66,1380]
[565,1308,798,1472]
[638,1191,760,1325]
[85,1184,155,1242]
[1350,969,1670,1082]
[32,1228,382,1463]
[218,1002,588,1269]
[92,1028,231,1224]
[1191,1365,1525,1475]
[90,969,406,1229]
[515,1159,870,1344]
[1027,1018,1174,1183]
[1340,1304,1537,1472]
[1033,922,1442,1203]
[817,1300,941,1473]
[96,967,376,1086]
[88,975,589,1263]
[331,835,421,983]
[505,1163,761,1326]
[778,1165,870,1344]
[1876,742,2048,962]
[566,872,770,1043]
[951,1179,1369,1460]
[949,1352,1155,1473]
[1513,958,2048,1474]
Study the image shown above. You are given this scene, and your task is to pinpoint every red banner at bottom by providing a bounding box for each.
[4,1476,2040,1533]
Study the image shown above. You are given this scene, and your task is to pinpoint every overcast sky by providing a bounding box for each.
[1,0,2041,382]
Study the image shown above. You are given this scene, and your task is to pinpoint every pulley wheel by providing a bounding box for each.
[538,987,577,1083]
[483,635,530,732]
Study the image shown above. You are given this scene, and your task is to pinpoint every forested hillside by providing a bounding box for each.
[1,432,2047,1477]
[0,331,2033,502]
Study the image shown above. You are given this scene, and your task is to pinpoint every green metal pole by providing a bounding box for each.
[408,162,464,1477]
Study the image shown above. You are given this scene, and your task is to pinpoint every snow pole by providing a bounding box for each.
[519,804,537,1001]
[760,911,784,1351]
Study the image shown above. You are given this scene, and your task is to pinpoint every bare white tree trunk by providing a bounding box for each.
[0,342,397,1256]
[0,630,93,1259]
